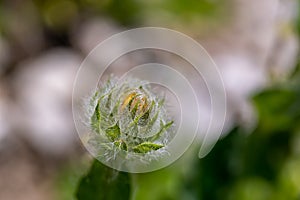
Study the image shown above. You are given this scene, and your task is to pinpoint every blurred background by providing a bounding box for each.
[0,0,299,199]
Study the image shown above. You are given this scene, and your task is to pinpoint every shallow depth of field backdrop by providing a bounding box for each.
[0,0,299,200]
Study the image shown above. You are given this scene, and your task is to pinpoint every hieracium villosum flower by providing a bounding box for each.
[86,76,173,162]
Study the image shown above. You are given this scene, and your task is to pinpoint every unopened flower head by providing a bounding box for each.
[85,76,174,162]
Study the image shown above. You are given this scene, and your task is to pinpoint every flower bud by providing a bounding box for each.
[87,76,173,161]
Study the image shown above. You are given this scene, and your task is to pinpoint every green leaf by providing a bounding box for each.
[150,121,173,142]
[130,102,138,119]
[76,160,131,200]
[106,92,112,109]
[105,123,121,141]
[91,100,101,133]
[133,142,164,153]
[114,140,128,151]
[137,110,150,126]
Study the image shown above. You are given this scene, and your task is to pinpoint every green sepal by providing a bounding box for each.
[137,110,150,126]
[89,91,99,107]
[105,92,112,109]
[114,140,128,151]
[149,120,173,142]
[105,123,121,141]
[130,102,138,119]
[132,142,164,153]
[130,101,154,127]
[91,99,101,133]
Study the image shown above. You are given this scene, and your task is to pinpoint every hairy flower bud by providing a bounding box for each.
[86,76,173,162]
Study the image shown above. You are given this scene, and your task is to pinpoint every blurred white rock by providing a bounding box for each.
[268,0,299,79]
[217,54,267,98]
[72,18,121,54]
[13,49,82,156]
[0,85,11,143]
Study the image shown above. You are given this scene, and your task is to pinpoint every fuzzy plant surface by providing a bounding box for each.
[85,76,174,163]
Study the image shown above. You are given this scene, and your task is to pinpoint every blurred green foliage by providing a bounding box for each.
[76,160,131,200]
[163,0,227,20]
